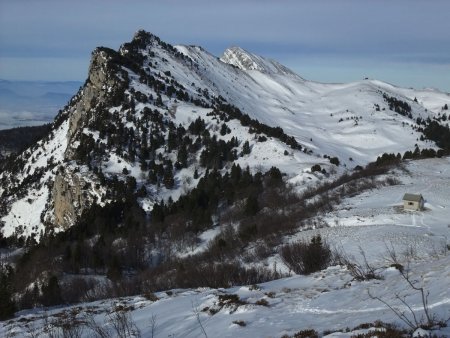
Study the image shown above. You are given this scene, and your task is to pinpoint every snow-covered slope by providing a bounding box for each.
[2,156,449,338]
[176,45,449,166]
[0,119,70,239]
[220,46,299,76]
[1,29,449,240]
[2,257,449,337]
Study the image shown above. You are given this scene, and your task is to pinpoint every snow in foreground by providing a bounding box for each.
[2,157,450,338]
[1,256,449,337]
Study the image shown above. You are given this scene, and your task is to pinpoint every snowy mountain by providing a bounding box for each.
[1,30,449,241]
[0,30,450,335]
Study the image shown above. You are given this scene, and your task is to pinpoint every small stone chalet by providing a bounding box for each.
[402,193,424,211]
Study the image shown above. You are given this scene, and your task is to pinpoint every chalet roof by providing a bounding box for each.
[402,193,423,202]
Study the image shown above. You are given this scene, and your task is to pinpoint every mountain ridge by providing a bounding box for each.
[0,29,449,241]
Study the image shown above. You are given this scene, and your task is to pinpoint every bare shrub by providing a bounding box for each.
[333,246,382,281]
[254,241,275,259]
[62,277,98,303]
[255,298,269,306]
[349,321,407,338]
[369,244,447,331]
[83,311,110,338]
[83,280,115,302]
[232,320,246,326]
[58,314,85,338]
[207,294,247,315]
[248,284,261,291]
[40,308,87,338]
[204,225,240,261]
[281,329,319,338]
[108,310,141,338]
[24,321,40,338]
[192,301,208,338]
[384,176,400,186]
[149,313,157,338]
[143,292,159,302]
[218,294,246,307]
[265,291,276,298]
[168,258,280,289]
[42,312,62,338]
[280,235,331,274]
[350,330,404,338]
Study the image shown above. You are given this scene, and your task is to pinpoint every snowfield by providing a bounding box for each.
[2,157,449,337]
[316,156,450,261]
[1,119,70,240]
[1,258,449,337]
[178,45,449,166]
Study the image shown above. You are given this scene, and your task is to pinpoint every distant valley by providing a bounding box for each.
[0,79,82,130]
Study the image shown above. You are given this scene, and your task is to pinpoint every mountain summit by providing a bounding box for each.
[220,46,298,76]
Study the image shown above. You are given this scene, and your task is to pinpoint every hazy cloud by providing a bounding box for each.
[1,0,449,90]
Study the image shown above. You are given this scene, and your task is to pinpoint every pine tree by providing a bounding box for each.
[230,163,242,185]
[0,263,15,320]
[163,162,175,189]
[268,166,282,182]
[244,194,259,216]
[220,123,229,136]
[151,201,165,223]
[107,256,122,281]
[242,140,251,155]
[156,94,163,106]
[41,275,63,307]
[177,144,188,168]
[167,130,177,151]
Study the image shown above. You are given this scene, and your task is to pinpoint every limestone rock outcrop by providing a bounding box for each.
[52,169,100,230]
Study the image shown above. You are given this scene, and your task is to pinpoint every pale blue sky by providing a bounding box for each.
[1,0,449,91]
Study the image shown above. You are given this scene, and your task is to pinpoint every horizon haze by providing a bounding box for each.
[0,0,449,92]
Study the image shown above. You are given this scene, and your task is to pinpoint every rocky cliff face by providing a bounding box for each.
[52,168,102,230]
[0,46,129,237]
[65,47,129,158]
[49,48,128,229]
